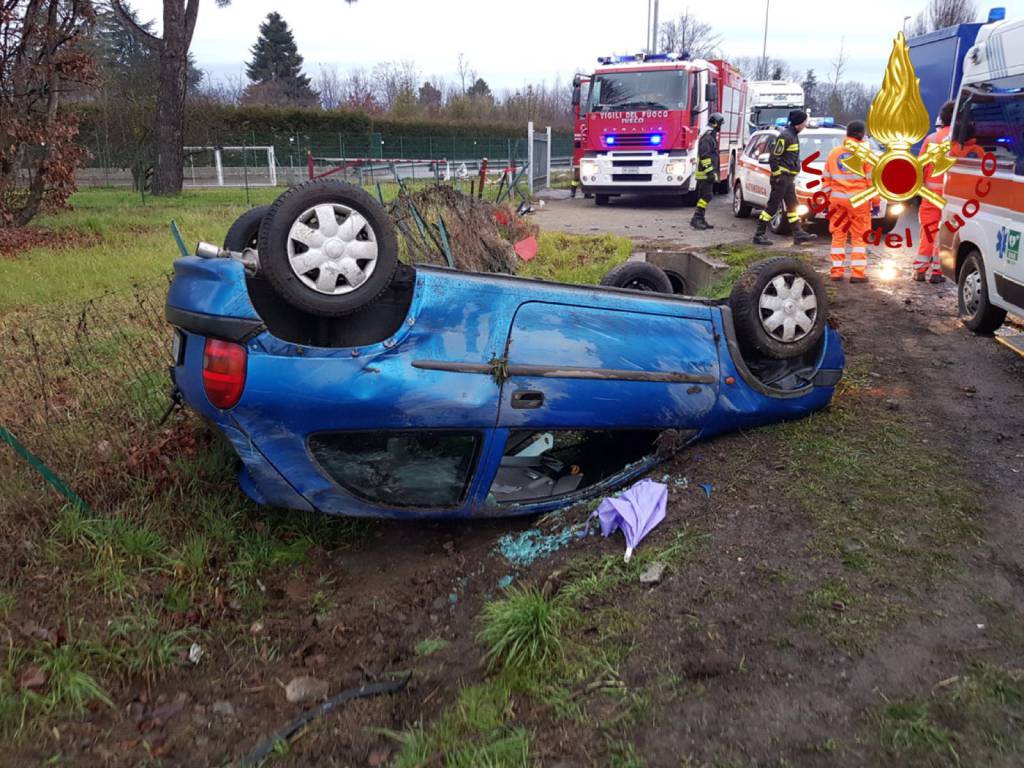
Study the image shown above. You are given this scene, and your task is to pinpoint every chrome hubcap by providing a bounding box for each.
[758,273,818,343]
[962,268,982,316]
[733,186,742,214]
[286,203,378,295]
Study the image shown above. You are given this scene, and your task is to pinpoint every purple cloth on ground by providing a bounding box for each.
[594,479,668,561]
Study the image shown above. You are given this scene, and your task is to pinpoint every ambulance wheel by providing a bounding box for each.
[732,183,752,218]
[601,262,674,294]
[958,250,1006,334]
[595,194,610,206]
[770,209,791,235]
[730,257,827,360]
[224,205,270,251]
[257,179,398,317]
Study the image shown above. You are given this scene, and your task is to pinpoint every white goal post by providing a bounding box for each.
[183,146,278,188]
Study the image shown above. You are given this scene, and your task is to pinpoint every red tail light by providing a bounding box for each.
[202,338,247,410]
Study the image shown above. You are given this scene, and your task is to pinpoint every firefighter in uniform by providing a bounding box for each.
[823,120,877,283]
[690,112,725,230]
[916,100,955,283]
[753,109,818,246]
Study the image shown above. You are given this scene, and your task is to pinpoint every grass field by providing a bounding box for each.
[3,185,1018,766]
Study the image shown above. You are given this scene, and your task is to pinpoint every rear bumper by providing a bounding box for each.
[580,184,692,196]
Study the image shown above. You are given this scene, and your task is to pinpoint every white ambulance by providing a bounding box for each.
[940,15,1024,334]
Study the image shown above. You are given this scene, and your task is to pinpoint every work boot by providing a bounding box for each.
[850,274,869,284]
[690,208,712,230]
[792,223,818,245]
[753,220,772,246]
[928,273,946,284]
[913,271,926,282]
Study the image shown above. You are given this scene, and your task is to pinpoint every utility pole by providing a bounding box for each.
[647,0,652,52]
[761,0,770,79]
[651,0,660,53]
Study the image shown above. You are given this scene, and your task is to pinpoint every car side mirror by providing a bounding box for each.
[706,83,718,103]
[757,153,770,164]
[572,87,580,107]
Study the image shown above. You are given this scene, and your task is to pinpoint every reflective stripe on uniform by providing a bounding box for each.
[697,199,708,209]
[759,210,772,222]
[787,212,800,222]
[786,144,799,151]
[830,190,851,199]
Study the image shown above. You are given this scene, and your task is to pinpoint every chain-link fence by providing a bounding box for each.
[77,130,574,189]
[0,284,172,512]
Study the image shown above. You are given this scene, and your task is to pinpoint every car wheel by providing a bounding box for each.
[257,179,399,318]
[224,205,271,251]
[600,262,674,293]
[958,250,1006,334]
[770,209,791,235]
[595,194,610,206]
[732,183,752,218]
[730,257,828,359]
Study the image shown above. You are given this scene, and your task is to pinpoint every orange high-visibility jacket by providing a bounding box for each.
[823,141,873,202]
[920,125,951,195]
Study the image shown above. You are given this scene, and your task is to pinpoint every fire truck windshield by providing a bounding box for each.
[589,69,689,112]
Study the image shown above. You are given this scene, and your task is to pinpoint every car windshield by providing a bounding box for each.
[797,133,883,163]
[589,69,689,111]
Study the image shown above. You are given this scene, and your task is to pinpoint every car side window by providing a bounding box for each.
[745,135,764,158]
[953,75,1024,176]
[488,429,662,505]
[309,431,480,508]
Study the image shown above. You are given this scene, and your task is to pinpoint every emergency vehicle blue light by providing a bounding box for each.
[988,7,1006,22]
[821,117,835,127]
[606,136,617,145]
[774,117,788,126]
[650,134,663,145]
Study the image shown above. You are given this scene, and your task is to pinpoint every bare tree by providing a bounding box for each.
[456,52,475,94]
[317,63,343,109]
[658,9,722,59]
[109,0,358,194]
[828,37,848,118]
[909,0,977,35]
[733,55,798,81]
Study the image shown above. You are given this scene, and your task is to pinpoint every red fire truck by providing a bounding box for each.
[578,53,749,206]
[571,74,592,198]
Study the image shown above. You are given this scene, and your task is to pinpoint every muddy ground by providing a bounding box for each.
[6,194,1024,767]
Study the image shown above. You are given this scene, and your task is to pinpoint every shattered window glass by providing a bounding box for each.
[488,430,660,505]
[309,431,480,509]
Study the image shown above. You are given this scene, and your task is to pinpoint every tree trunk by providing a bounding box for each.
[152,1,191,195]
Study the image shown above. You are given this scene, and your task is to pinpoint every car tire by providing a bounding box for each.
[732,183,752,218]
[770,209,791,235]
[224,205,271,251]
[257,179,399,318]
[600,262,674,293]
[958,250,1006,334]
[730,256,828,360]
[595,194,610,206]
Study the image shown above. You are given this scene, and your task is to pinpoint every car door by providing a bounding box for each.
[747,133,774,205]
[480,296,720,509]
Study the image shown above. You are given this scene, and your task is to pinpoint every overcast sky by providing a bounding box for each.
[131,0,1024,91]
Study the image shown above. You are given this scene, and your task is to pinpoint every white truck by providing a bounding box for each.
[748,80,806,132]
[939,12,1024,341]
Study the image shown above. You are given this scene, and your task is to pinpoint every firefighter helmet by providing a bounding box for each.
[709,112,725,129]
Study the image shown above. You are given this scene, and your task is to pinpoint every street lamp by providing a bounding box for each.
[903,15,911,35]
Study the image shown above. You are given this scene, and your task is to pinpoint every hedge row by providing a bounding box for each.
[71,104,570,143]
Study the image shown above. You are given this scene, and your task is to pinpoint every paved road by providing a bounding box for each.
[534,188,922,267]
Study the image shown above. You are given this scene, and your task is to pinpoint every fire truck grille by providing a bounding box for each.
[612,174,653,182]
[607,134,661,147]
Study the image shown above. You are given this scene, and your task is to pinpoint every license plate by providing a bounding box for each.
[171,330,185,365]
[618,168,647,175]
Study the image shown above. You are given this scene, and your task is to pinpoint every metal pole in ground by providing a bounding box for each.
[546,126,552,189]
[528,121,535,196]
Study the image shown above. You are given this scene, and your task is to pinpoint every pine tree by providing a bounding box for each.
[244,12,318,106]
[802,69,819,114]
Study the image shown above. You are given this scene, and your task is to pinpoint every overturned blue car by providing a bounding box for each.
[166,180,843,519]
